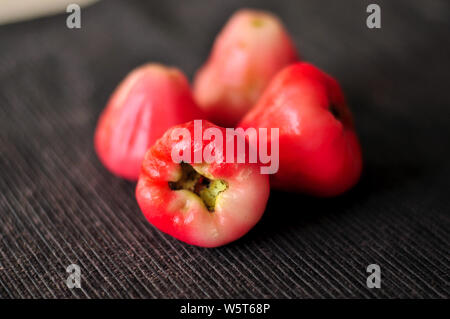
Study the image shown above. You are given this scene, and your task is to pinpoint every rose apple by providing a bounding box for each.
[193,9,299,127]
[239,62,362,197]
[135,120,270,247]
[94,63,203,180]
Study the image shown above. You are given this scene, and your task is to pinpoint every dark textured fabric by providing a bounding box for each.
[0,0,449,298]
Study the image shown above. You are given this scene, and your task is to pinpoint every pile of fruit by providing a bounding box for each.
[94,9,363,248]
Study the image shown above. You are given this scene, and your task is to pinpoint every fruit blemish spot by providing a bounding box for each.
[251,18,264,28]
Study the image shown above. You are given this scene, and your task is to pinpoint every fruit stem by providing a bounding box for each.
[329,104,341,121]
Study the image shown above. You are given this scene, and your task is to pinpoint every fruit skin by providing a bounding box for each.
[94,64,203,180]
[193,9,299,127]
[136,120,270,247]
[239,62,362,197]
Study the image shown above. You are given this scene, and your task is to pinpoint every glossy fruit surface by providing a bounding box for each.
[94,64,203,180]
[193,9,299,127]
[136,120,270,247]
[239,62,362,197]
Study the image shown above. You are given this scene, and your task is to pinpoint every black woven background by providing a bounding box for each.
[0,0,449,298]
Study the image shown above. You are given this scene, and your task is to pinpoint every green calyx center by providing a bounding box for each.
[168,163,228,212]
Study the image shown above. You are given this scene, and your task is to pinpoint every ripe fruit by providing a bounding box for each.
[136,120,270,247]
[193,9,299,127]
[239,62,362,197]
[94,64,203,180]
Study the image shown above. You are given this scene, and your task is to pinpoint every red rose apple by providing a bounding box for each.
[94,64,203,180]
[193,9,299,127]
[239,62,362,197]
[136,120,270,247]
